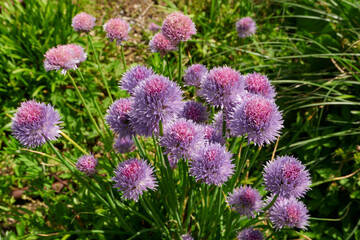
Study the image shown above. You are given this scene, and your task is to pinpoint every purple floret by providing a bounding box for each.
[103,18,131,45]
[161,11,196,43]
[44,44,87,75]
[161,118,205,168]
[114,136,135,154]
[237,227,263,240]
[76,154,98,176]
[105,98,134,138]
[112,158,157,201]
[130,74,184,137]
[189,143,234,186]
[199,66,244,109]
[268,196,310,230]
[120,65,154,94]
[148,23,161,33]
[202,125,225,145]
[236,17,256,38]
[227,186,263,218]
[183,64,208,87]
[181,234,194,240]
[149,32,178,57]
[263,156,311,198]
[72,12,96,32]
[180,100,209,124]
[244,72,276,99]
[228,94,283,146]
[11,100,62,148]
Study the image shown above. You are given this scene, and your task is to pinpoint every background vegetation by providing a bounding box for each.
[1,0,360,239]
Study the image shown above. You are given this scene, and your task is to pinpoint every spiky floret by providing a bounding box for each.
[120,65,154,94]
[160,118,205,168]
[105,98,134,138]
[114,136,135,154]
[11,100,62,148]
[189,143,234,186]
[76,154,98,176]
[237,227,263,240]
[228,94,283,146]
[130,74,184,136]
[103,18,131,45]
[263,156,311,198]
[112,158,157,201]
[44,44,87,75]
[180,100,209,124]
[199,66,244,108]
[236,17,256,38]
[148,23,160,33]
[161,11,196,43]
[227,186,263,218]
[183,64,208,87]
[244,72,276,99]
[268,197,310,230]
[149,32,178,57]
[202,125,226,145]
[72,12,96,32]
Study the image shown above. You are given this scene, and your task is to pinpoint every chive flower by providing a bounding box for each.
[148,23,160,33]
[120,65,154,94]
[11,100,61,148]
[161,11,196,43]
[183,64,208,87]
[149,32,178,57]
[103,18,131,45]
[72,12,96,32]
[114,136,135,154]
[180,100,209,124]
[227,186,262,218]
[105,98,134,138]
[244,72,276,99]
[237,227,263,240]
[236,17,256,38]
[76,154,98,176]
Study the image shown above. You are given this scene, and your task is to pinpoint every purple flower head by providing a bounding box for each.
[76,154,98,176]
[121,65,154,94]
[105,98,134,138]
[237,227,263,240]
[268,197,310,230]
[72,12,96,32]
[44,44,87,75]
[161,11,196,43]
[263,156,311,198]
[236,17,256,38]
[161,118,205,168]
[228,94,283,146]
[200,66,244,108]
[114,136,135,154]
[103,18,131,45]
[244,72,276,99]
[130,74,184,137]
[181,234,194,240]
[11,100,62,148]
[149,33,178,57]
[181,100,209,124]
[189,143,234,186]
[184,64,208,87]
[202,125,226,145]
[148,23,161,33]
[112,158,157,201]
[227,186,262,218]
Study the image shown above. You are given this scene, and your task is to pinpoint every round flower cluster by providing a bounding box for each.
[227,186,262,217]
[244,72,276,99]
[149,33,178,57]
[236,17,256,38]
[76,154,98,176]
[161,11,196,43]
[105,98,134,138]
[11,100,62,148]
[180,100,209,124]
[72,12,96,32]
[112,158,157,201]
[148,23,160,33]
[113,136,135,154]
[44,44,87,75]
[237,227,263,240]
[183,64,208,87]
[103,18,131,45]
[120,65,154,94]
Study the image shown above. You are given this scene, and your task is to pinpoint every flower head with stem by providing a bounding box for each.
[149,32,178,57]
[236,17,256,38]
[76,154,98,176]
[120,65,154,94]
[227,186,262,217]
[103,18,131,45]
[161,11,196,43]
[72,12,96,32]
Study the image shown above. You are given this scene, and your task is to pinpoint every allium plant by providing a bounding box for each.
[236,17,256,38]
[11,100,62,148]
[148,22,160,33]
[13,8,315,239]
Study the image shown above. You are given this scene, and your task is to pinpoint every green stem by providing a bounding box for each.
[120,45,126,70]
[177,41,183,85]
[68,72,103,139]
[60,131,88,155]
[87,34,113,102]
[165,54,173,80]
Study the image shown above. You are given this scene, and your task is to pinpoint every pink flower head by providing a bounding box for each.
[236,17,256,38]
[227,186,262,217]
[148,23,160,33]
[105,98,134,138]
[149,33,178,57]
[44,44,87,75]
[161,11,196,43]
[245,72,276,99]
[72,12,96,32]
[121,65,154,94]
[103,18,131,45]
[183,64,208,87]
[76,154,98,176]
[114,136,135,154]
[180,100,209,124]
[11,100,62,148]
